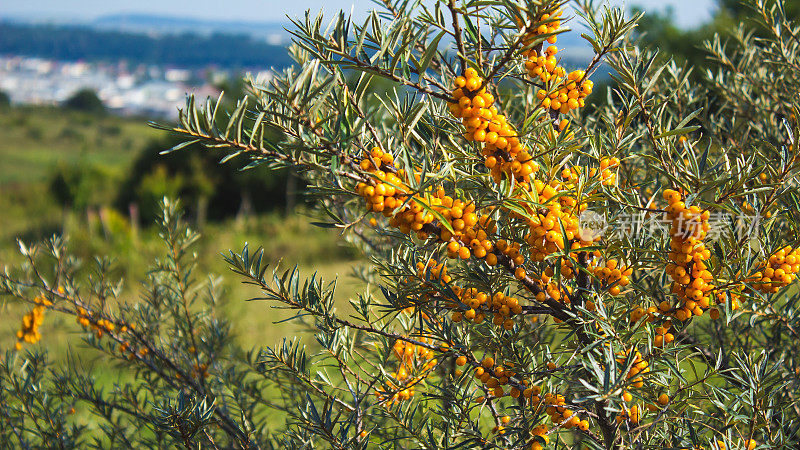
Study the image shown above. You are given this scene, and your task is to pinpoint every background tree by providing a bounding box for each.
[634,0,799,70]
[62,88,105,114]
[116,136,294,224]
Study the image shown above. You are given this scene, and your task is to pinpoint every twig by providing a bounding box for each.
[448,0,467,75]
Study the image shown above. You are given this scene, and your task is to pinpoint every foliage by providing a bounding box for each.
[3,0,800,449]
[0,200,363,448]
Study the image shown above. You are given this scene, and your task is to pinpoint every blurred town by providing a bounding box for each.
[0,56,261,117]
[0,15,291,117]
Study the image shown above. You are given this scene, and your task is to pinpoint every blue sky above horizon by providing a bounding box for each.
[3,0,716,29]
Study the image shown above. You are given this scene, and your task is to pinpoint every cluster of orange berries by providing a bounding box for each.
[534,268,573,304]
[440,202,500,264]
[589,258,632,295]
[357,148,489,248]
[749,246,800,293]
[409,259,534,334]
[76,307,146,359]
[356,148,413,217]
[436,196,485,249]
[597,157,619,186]
[481,133,539,187]
[519,9,593,114]
[529,423,550,450]
[392,338,437,373]
[357,150,506,267]
[522,185,585,261]
[414,260,451,284]
[514,195,591,301]
[630,300,676,348]
[617,348,648,390]
[525,45,566,83]
[379,338,437,405]
[524,9,561,44]
[461,354,593,439]
[542,392,590,431]
[450,287,523,331]
[495,239,526,269]
[653,319,676,348]
[15,295,51,350]
[616,403,641,425]
[663,189,715,322]
[714,290,741,314]
[536,71,593,114]
[76,307,117,338]
[440,200,482,257]
[717,439,758,450]
[613,349,650,425]
[449,69,540,188]
[473,356,522,399]
[450,70,496,141]
[559,157,619,188]
[628,304,656,324]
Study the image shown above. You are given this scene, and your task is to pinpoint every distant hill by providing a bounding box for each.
[0,15,600,71]
[0,21,293,69]
[90,13,289,44]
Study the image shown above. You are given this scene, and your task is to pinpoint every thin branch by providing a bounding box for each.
[448,0,467,75]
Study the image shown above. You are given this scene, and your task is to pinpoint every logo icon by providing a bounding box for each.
[578,210,607,241]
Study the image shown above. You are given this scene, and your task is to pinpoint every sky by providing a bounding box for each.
[2,0,716,29]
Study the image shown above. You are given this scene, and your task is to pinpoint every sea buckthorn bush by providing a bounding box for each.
[3,0,800,448]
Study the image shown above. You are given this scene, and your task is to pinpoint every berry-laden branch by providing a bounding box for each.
[346,6,640,445]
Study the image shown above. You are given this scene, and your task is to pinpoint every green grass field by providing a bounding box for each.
[0,106,160,186]
[0,106,159,251]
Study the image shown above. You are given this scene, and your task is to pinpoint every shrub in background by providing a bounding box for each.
[116,136,295,224]
[49,162,121,210]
